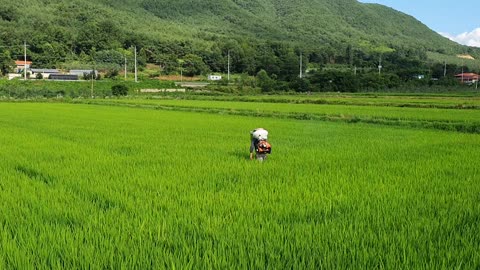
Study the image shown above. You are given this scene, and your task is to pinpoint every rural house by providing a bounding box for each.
[15,60,32,73]
[455,73,479,84]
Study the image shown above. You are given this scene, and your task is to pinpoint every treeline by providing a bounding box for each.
[0,34,476,92]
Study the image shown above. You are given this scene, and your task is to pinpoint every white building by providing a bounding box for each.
[208,75,222,81]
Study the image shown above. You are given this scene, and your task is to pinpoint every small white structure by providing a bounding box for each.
[208,75,222,81]
[8,74,22,80]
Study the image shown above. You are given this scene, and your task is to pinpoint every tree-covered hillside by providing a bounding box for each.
[1,0,475,54]
[0,0,479,88]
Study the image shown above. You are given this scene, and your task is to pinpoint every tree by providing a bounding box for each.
[256,69,275,92]
[289,78,311,92]
[155,54,179,75]
[94,50,124,67]
[256,44,281,76]
[182,54,209,76]
[0,51,14,76]
[278,48,299,81]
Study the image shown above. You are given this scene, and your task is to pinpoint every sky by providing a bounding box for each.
[359,0,480,47]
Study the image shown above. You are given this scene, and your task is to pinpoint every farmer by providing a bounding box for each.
[250,128,271,161]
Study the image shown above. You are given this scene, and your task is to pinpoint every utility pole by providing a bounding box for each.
[354,66,357,76]
[461,59,464,83]
[227,50,230,82]
[90,69,94,98]
[378,55,382,75]
[443,60,447,77]
[134,46,138,83]
[476,66,479,90]
[299,52,303,79]
[24,41,27,80]
[124,55,127,81]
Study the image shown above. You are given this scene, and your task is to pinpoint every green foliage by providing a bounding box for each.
[182,54,210,76]
[0,5,18,22]
[256,69,275,92]
[95,50,125,67]
[427,52,480,71]
[155,54,179,75]
[105,69,120,79]
[0,51,14,76]
[0,79,175,98]
[111,84,128,96]
[289,78,311,92]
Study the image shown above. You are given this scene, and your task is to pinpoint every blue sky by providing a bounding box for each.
[359,0,480,47]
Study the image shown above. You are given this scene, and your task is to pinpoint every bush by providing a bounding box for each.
[289,78,312,92]
[105,69,119,79]
[112,84,129,96]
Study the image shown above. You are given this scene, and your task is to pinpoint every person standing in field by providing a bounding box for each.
[250,128,272,161]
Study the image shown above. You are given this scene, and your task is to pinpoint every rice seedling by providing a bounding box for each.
[0,102,479,269]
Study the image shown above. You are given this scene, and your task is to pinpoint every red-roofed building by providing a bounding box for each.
[15,60,32,73]
[455,73,479,84]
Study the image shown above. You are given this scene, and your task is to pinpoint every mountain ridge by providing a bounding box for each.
[0,0,478,71]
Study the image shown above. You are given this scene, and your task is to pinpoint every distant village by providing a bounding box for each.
[10,60,98,81]
[454,73,479,85]
[8,60,228,82]
[7,59,479,86]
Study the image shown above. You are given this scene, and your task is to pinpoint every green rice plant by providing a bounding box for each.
[0,102,479,269]
[181,94,480,109]
[90,98,480,122]
[83,98,480,133]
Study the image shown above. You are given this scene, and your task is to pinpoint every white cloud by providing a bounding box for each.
[440,28,480,47]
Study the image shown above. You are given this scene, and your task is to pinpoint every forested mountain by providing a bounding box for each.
[0,0,478,79]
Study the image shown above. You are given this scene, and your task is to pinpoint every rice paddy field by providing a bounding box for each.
[1,94,480,269]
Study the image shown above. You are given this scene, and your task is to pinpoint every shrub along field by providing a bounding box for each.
[0,101,479,269]
[0,79,176,98]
